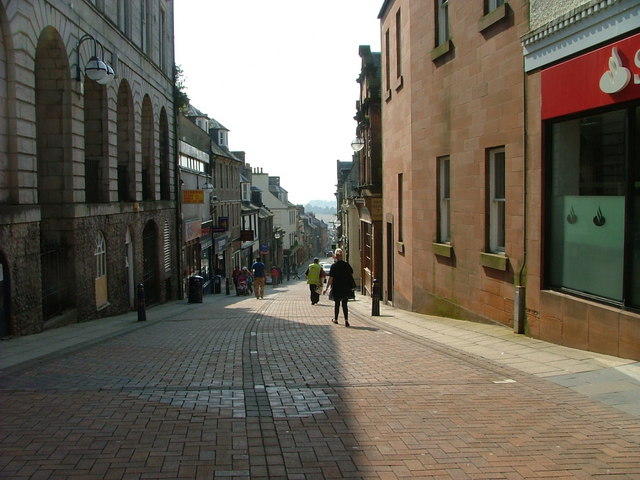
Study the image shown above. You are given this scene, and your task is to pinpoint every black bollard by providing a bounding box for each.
[225,278,230,295]
[371,278,380,316]
[137,283,146,322]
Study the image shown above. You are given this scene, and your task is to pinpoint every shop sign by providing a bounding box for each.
[183,190,204,204]
[541,32,640,119]
[183,219,202,243]
[215,234,228,252]
[260,243,269,254]
[241,230,255,241]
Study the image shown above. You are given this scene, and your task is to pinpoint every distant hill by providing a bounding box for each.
[305,200,336,215]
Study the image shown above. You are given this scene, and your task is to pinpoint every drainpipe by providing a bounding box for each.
[514,58,528,335]
[172,75,183,300]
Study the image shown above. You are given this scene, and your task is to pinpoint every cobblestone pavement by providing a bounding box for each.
[1,282,639,479]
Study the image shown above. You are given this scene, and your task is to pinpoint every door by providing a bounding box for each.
[386,222,394,304]
[0,255,10,337]
[126,228,134,309]
[142,222,158,304]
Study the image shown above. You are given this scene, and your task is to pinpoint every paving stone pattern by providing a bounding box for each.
[1,283,639,479]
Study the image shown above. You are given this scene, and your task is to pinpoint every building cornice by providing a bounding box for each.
[521,0,639,72]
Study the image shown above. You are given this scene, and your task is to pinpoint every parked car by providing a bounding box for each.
[321,262,332,282]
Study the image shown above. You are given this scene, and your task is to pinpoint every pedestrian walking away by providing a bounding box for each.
[232,265,241,295]
[252,257,266,299]
[305,257,326,305]
[323,248,356,327]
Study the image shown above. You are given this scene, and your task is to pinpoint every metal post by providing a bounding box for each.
[372,278,380,316]
[514,285,526,334]
[225,278,230,295]
[137,283,146,322]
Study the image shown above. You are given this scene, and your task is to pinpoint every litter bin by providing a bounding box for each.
[188,275,203,303]
[214,275,222,294]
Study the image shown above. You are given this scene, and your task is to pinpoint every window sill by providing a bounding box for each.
[480,252,508,271]
[432,242,453,258]
[479,3,507,32]
[396,241,405,255]
[431,40,452,62]
[384,88,392,102]
[97,302,111,312]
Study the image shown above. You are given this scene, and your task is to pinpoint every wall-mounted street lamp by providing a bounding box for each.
[196,172,214,190]
[76,33,115,85]
[350,136,365,152]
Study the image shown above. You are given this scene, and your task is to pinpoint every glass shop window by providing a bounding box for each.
[546,104,640,309]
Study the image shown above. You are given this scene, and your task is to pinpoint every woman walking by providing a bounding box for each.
[323,249,355,327]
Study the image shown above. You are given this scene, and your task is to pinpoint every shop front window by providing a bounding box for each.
[546,105,639,308]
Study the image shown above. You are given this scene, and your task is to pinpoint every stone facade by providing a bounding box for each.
[0,0,178,336]
[523,0,640,360]
[379,0,529,325]
[529,0,591,30]
[377,0,640,360]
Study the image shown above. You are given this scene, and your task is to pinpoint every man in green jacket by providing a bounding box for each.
[305,257,325,305]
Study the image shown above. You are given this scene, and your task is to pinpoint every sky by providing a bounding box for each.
[173,1,382,206]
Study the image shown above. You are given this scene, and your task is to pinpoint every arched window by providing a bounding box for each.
[95,231,107,278]
[95,231,108,307]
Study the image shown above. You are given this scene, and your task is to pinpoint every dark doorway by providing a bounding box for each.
[386,222,394,304]
[142,222,159,305]
[0,254,10,337]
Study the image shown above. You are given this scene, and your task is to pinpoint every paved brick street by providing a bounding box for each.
[1,281,639,479]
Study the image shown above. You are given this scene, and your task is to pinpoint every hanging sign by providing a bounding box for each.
[541,32,640,119]
[183,190,204,204]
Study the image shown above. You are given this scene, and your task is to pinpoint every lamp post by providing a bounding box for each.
[76,33,115,85]
[209,194,220,287]
[350,136,365,152]
[273,232,281,272]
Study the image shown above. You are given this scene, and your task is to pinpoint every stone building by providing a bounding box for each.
[178,109,213,294]
[335,159,361,288]
[377,1,529,328]
[522,0,639,359]
[352,45,383,298]
[0,0,178,336]
[207,119,242,280]
[377,0,639,360]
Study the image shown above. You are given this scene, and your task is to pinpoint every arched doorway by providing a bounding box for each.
[84,77,108,202]
[0,252,10,337]
[35,27,75,320]
[141,95,154,201]
[142,221,159,304]
[117,80,135,202]
[125,228,135,309]
[159,108,170,200]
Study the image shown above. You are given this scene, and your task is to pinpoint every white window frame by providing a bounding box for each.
[218,130,227,147]
[159,7,166,71]
[487,0,504,13]
[436,0,449,47]
[489,148,506,253]
[438,156,451,243]
[117,0,130,36]
[95,231,107,278]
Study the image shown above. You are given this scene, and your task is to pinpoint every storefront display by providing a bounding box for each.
[542,33,640,309]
